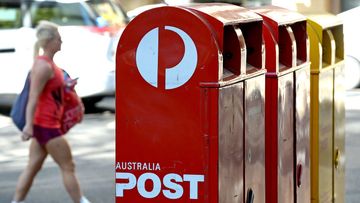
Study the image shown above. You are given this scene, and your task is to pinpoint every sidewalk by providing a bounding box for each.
[0,113,116,203]
[345,90,360,203]
[0,92,359,202]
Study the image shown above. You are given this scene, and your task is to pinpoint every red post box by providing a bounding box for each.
[252,6,311,203]
[116,3,266,203]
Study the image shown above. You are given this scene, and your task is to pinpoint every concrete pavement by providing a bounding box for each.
[345,90,360,203]
[0,92,359,202]
[0,112,116,203]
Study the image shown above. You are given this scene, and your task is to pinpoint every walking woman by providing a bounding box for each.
[12,21,90,203]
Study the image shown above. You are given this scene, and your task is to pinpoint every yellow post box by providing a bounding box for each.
[306,14,345,203]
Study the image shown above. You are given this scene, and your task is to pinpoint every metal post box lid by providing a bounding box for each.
[307,13,344,72]
[304,13,344,71]
[117,5,223,87]
[185,4,266,86]
[252,6,309,74]
[305,13,343,31]
[185,3,262,25]
[252,6,306,26]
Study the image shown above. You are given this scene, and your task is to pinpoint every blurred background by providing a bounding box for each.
[120,0,358,13]
[0,0,359,110]
[0,0,359,202]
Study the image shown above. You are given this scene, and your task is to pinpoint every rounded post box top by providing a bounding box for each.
[116,5,223,89]
[253,6,309,73]
[252,5,306,26]
[184,3,266,83]
[185,3,262,25]
[305,13,344,71]
[305,13,343,31]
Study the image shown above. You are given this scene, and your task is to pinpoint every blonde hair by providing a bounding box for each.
[34,20,59,59]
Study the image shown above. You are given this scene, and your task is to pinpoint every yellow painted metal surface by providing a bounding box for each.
[333,64,346,202]
[318,70,334,203]
[306,14,345,203]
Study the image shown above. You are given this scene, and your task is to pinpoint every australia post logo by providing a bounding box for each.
[136,26,198,90]
[116,162,205,200]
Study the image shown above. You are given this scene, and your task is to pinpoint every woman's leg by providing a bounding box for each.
[13,139,47,201]
[46,136,83,203]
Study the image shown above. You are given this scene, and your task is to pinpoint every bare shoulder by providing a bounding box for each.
[32,58,53,79]
[33,58,52,72]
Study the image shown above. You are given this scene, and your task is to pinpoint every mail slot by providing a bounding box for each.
[252,6,311,203]
[116,3,266,203]
[305,13,345,203]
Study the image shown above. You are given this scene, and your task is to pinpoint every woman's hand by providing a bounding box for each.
[65,77,78,91]
[22,124,33,141]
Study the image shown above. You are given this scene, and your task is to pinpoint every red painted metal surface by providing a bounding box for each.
[116,6,219,203]
[295,67,311,203]
[218,83,244,203]
[189,5,267,203]
[116,3,265,203]
[244,74,266,203]
[252,6,311,203]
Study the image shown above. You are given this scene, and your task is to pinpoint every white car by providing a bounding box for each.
[126,3,167,21]
[338,6,360,89]
[0,0,128,108]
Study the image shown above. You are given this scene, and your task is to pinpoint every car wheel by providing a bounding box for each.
[82,97,104,113]
[345,55,360,90]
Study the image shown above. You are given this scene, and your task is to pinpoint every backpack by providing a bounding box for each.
[10,69,84,134]
[61,70,84,134]
[10,72,30,131]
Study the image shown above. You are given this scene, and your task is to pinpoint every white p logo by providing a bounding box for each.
[136,26,198,89]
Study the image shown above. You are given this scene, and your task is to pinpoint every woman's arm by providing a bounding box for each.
[22,59,53,141]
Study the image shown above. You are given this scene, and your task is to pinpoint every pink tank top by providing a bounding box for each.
[33,56,64,128]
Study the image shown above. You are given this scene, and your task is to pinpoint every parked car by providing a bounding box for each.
[0,0,128,108]
[126,3,167,21]
[338,6,360,89]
